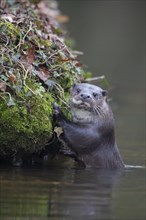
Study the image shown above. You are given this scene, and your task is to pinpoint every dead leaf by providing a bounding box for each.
[1,14,15,23]
[60,58,75,63]
[27,47,35,64]
[8,74,17,83]
[35,66,51,81]
[0,81,7,92]
[54,126,63,138]
[75,62,83,67]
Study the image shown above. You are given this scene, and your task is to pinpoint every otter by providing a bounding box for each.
[53,83,125,169]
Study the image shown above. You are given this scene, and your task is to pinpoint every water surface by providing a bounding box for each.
[0,166,145,220]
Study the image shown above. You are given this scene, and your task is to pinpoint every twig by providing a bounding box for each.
[49,34,75,59]
[84,75,105,82]
[48,45,66,60]
[58,96,70,109]
[54,83,70,108]
[72,50,84,56]
[22,21,33,43]
[0,92,12,101]
[19,62,36,95]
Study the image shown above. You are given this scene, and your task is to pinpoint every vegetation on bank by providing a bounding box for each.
[0,0,87,160]
[0,0,107,165]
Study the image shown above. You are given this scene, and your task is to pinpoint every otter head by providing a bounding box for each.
[70,83,108,122]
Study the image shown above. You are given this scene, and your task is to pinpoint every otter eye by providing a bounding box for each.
[76,88,81,94]
[93,93,98,97]
[102,90,107,97]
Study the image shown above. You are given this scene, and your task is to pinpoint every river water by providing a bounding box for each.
[0,1,145,220]
[0,165,145,220]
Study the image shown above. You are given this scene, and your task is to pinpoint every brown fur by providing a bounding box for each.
[54,83,124,169]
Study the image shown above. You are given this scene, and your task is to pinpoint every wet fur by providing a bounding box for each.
[54,83,124,169]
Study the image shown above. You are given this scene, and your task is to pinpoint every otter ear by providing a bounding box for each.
[102,90,108,97]
[72,83,77,88]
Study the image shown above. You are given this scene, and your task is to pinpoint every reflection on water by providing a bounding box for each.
[0,166,145,220]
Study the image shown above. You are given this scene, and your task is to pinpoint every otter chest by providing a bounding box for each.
[71,108,94,123]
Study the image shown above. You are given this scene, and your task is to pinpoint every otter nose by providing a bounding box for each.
[80,93,91,100]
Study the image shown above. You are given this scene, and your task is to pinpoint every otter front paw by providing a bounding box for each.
[53,103,64,123]
[53,103,61,117]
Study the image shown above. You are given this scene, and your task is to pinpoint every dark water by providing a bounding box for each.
[0,1,145,219]
[0,166,145,220]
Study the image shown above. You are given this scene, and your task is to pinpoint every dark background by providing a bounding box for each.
[59,0,145,165]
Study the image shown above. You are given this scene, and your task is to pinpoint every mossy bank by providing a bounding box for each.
[0,0,89,164]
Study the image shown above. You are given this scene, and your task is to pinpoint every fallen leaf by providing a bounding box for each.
[60,58,76,63]
[54,126,63,137]
[8,74,17,83]
[0,81,7,92]
[35,66,51,81]
[75,62,83,67]
[1,14,15,23]
[27,47,35,64]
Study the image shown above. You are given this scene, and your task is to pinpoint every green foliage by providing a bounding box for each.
[0,93,54,154]
[0,0,85,156]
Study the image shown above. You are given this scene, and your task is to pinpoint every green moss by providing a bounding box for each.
[0,0,86,159]
[0,93,54,155]
[0,21,20,38]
